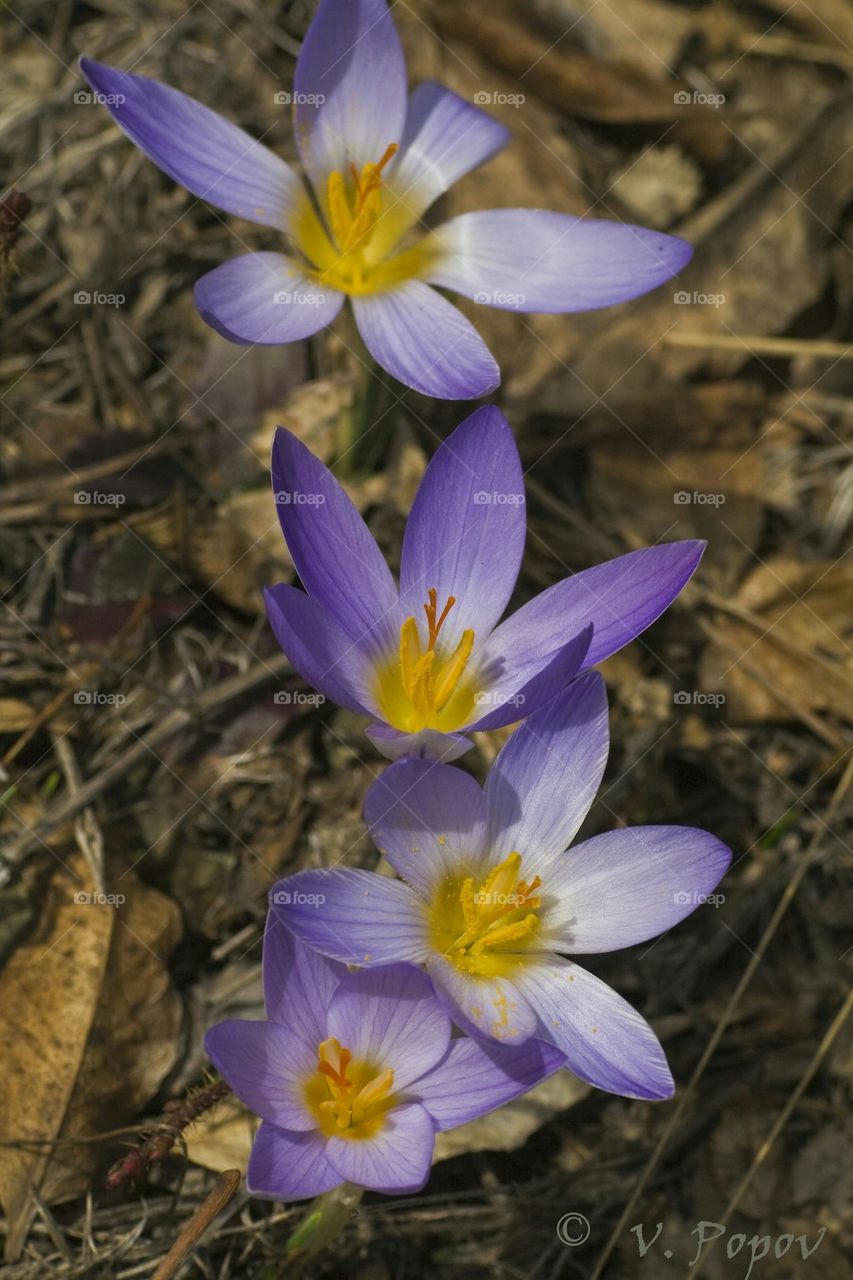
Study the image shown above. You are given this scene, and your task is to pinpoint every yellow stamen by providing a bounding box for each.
[429,852,544,979]
[305,1038,397,1140]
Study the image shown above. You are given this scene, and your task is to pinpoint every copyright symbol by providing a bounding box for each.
[556,1213,591,1246]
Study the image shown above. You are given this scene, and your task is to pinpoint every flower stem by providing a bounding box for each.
[334,311,394,478]
[285,1181,364,1260]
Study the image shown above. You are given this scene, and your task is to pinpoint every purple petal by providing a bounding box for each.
[515,957,674,1100]
[79,58,300,228]
[248,1122,340,1201]
[262,912,345,1039]
[270,427,401,649]
[365,723,474,763]
[352,282,500,399]
[426,209,693,311]
[485,542,705,675]
[468,623,592,731]
[327,965,451,1088]
[484,673,609,878]
[364,759,488,896]
[399,406,524,645]
[393,83,509,221]
[544,826,732,952]
[426,954,538,1045]
[204,1019,316,1130]
[194,253,343,344]
[272,869,429,965]
[264,585,377,716]
[415,1035,566,1130]
[325,1101,434,1194]
[294,0,407,193]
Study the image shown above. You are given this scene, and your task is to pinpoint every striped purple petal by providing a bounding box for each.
[194,253,343,344]
[326,1101,435,1194]
[415,1036,566,1130]
[294,0,407,195]
[426,209,693,311]
[399,406,524,646]
[514,956,674,1100]
[543,826,732,952]
[79,57,300,228]
[352,281,500,399]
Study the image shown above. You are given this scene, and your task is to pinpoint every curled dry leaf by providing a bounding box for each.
[0,856,182,1260]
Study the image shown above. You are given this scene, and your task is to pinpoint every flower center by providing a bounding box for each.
[291,145,436,296]
[429,852,542,978]
[327,144,398,259]
[305,1036,396,1140]
[375,589,478,734]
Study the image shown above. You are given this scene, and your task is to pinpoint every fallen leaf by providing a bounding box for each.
[0,857,182,1258]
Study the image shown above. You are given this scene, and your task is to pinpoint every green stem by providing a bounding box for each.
[333,310,395,479]
[284,1181,364,1262]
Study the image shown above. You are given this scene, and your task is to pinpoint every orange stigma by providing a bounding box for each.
[399,589,475,718]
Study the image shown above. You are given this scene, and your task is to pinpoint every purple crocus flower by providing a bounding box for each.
[265,404,704,762]
[79,0,691,400]
[205,916,563,1198]
[274,674,732,1100]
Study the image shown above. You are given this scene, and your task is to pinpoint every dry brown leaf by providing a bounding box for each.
[700,557,853,724]
[184,1096,258,1175]
[0,858,182,1259]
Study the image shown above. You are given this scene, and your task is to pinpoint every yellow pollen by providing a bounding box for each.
[306,1037,396,1139]
[399,590,475,716]
[429,852,543,979]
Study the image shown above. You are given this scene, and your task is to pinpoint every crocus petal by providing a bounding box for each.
[293,0,407,193]
[485,542,705,675]
[326,1101,434,1194]
[194,253,343,344]
[79,58,299,228]
[399,406,524,645]
[365,723,474,763]
[426,209,693,311]
[467,623,592,732]
[515,957,674,1100]
[248,1122,340,1201]
[392,82,509,222]
[543,826,732,952]
[364,758,488,896]
[427,954,538,1045]
[264,585,377,716]
[270,427,401,649]
[415,1035,566,1130]
[352,282,500,400]
[327,965,451,1088]
[273,869,429,965]
[204,1020,316,1131]
[484,673,608,878]
[262,911,345,1039]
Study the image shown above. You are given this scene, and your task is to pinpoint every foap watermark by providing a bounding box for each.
[474,690,526,709]
[630,1219,825,1279]
[274,690,326,707]
[674,290,725,307]
[74,89,126,107]
[73,690,126,707]
[673,89,725,108]
[674,889,725,908]
[674,489,725,507]
[274,289,327,306]
[74,490,126,507]
[473,490,524,506]
[74,891,126,908]
[555,1213,591,1246]
[473,90,525,108]
[73,290,125,307]
[673,690,726,709]
[271,888,325,907]
[473,290,526,308]
[274,490,326,506]
[474,890,530,907]
[273,91,326,106]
